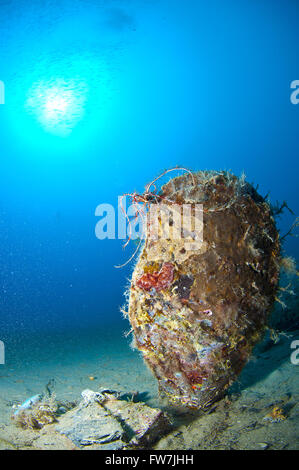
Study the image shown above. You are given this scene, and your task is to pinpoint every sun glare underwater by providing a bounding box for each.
[6,54,114,153]
[25,78,88,137]
[3,2,120,154]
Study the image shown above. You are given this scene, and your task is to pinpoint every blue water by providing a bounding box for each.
[0,1,298,441]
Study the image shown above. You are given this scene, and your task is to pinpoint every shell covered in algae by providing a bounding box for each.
[127,171,281,409]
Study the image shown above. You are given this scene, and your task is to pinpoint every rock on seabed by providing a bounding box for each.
[55,390,171,449]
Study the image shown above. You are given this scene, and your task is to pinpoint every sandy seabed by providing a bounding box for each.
[0,321,298,450]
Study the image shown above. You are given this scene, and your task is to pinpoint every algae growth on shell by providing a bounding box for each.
[126,171,281,409]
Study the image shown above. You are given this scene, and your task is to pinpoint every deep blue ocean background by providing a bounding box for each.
[0,0,298,348]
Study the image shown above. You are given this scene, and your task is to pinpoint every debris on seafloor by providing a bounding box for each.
[11,379,74,430]
[12,394,43,416]
[127,170,282,410]
[12,394,58,430]
[55,389,172,449]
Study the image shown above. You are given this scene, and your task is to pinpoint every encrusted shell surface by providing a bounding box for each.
[128,171,280,409]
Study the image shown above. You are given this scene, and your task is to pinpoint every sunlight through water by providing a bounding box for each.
[25,78,88,136]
